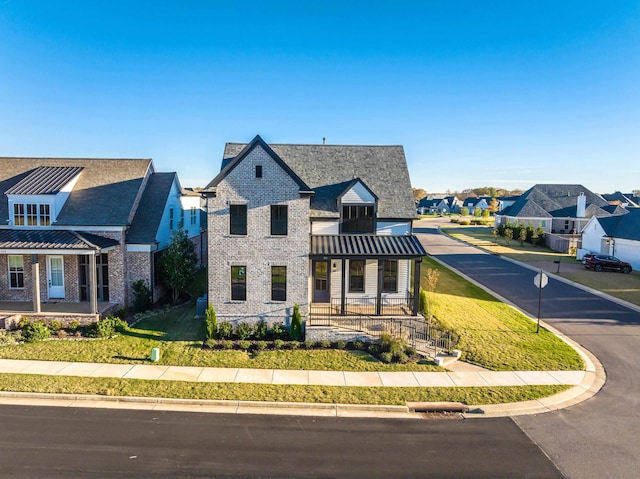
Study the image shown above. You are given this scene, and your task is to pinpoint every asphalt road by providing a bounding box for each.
[0,405,563,478]
[415,220,640,479]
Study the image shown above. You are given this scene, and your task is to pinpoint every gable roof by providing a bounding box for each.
[0,158,152,226]
[127,172,179,244]
[595,209,640,241]
[5,166,83,195]
[218,135,416,219]
[499,184,611,218]
[602,191,640,207]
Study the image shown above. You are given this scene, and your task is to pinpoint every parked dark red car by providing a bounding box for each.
[583,254,633,273]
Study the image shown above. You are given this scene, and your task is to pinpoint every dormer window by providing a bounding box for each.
[341,205,374,233]
[13,203,51,227]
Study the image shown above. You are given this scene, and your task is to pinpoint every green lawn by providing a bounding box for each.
[0,373,569,406]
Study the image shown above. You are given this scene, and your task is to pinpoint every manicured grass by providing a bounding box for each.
[423,256,584,371]
[0,373,570,405]
[0,304,440,372]
[560,270,640,306]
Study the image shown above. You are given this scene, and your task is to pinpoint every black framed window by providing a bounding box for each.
[169,208,174,230]
[26,204,38,226]
[382,260,398,293]
[341,205,374,233]
[231,266,246,301]
[230,204,247,235]
[39,204,50,226]
[190,206,197,225]
[8,255,24,289]
[271,266,286,301]
[349,260,365,292]
[255,165,263,178]
[270,205,288,236]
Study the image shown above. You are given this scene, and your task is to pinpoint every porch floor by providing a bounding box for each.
[0,301,117,315]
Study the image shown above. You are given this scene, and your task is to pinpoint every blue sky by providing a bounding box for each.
[1,1,639,194]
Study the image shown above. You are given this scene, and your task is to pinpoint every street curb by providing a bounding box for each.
[0,391,420,419]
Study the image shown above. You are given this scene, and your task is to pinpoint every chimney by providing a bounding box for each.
[576,193,586,218]
[322,137,326,145]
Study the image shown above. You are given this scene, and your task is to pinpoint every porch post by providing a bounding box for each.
[90,252,98,315]
[412,258,422,316]
[376,259,383,315]
[31,254,41,313]
[340,259,346,315]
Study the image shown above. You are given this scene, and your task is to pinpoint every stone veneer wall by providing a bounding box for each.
[304,326,375,343]
[207,144,310,325]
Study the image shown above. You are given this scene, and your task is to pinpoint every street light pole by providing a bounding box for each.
[537,269,542,333]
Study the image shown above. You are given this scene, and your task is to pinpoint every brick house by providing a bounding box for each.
[0,158,204,325]
[203,135,426,326]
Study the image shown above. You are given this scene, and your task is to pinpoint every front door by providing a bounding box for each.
[47,256,65,299]
[313,260,330,303]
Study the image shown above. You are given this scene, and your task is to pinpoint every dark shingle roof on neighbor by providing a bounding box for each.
[596,209,640,241]
[0,158,153,226]
[127,172,178,244]
[500,184,612,218]
[219,136,417,219]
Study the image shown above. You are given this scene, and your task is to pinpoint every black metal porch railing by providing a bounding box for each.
[309,294,414,319]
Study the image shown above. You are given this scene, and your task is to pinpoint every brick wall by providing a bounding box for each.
[207,144,310,324]
[125,250,152,306]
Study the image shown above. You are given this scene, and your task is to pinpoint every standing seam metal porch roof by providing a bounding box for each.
[0,229,119,251]
[311,235,426,257]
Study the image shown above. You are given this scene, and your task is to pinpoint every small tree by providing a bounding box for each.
[423,268,441,321]
[518,227,527,245]
[491,227,499,244]
[132,279,152,313]
[290,303,303,340]
[474,207,482,217]
[504,228,513,245]
[460,206,469,217]
[531,229,540,246]
[481,208,490,219]
[488,197,499,214]
[158,229,198,303]
[205,304,217,340]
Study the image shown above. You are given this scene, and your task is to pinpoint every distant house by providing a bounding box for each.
[601,192,640,209]
[462,197,490,215]
[0,158,203,325]
[494,184,626,253]
[581,209,640,270]
[203,135,426,326]
[417,195,461,214]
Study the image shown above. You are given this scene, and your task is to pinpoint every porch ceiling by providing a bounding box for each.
[310,234,426,258]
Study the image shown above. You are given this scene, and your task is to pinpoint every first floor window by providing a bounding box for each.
[382,260,398,293]
[231,266,246,301]
[349,260,365,292]
[271,266,286,301]
[8,255,24,289]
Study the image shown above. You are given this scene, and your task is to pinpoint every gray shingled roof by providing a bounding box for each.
[0,229,119,250]
[5,166,84,195]
[127,172,178,244]
[0,158,152,226]
[221,137,416,219]
[500,184,611,218]
[596,209,640,241]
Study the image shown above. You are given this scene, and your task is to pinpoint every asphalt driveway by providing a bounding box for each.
[414,219,640,479]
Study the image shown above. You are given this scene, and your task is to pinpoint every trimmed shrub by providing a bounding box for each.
[56,329,68,339]
[204,338,217,349]
[220,340,234,350]
[254,319,268,339]
[21,320,51,342]
[335,340,347,350]
[204,304,217,340]
[132,279,153,313]
[237,340,251,350]
[236,321,253,340]
[290,303,303,340]
[318,339,331,349]
[419,289,428,316]
[217,321,233,339]
[394,352,409,364]
[87,316,128,338]
[270,322,287,340]
[255,340,268,351]
[289,341,301,350]
[273,339,285,350]
[304,340,316,349]
[68,320,80,332]
[379,352,393,364]
[48,320,63,332]
[368,344,379,355]
[353,340,365,350]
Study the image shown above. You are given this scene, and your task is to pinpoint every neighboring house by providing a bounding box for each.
[601,192,640,209]
[203,135,426,325]
[462,197,490,215]
[0,158,203,324]
[417,195,461,214]
[496,195,520,212]
[495,184,625,235]
[581,209,640,270]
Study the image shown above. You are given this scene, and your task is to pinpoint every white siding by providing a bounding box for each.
[329,259,411,301]
[341,181,375,204]
[312,220,339,235]
[581,218,606,254]
[376,221,411,235]
[614,239,640,271]
[156,180,183,249]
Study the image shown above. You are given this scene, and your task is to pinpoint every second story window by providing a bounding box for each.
[255,165,263,178]
[341,205,374,233]
[13,204,25,226]
[27,204,38,226]
[169,208,174,230]
[270,205,288,236]
[39,205,50,226]
[190,206,197,225]
[230,204,247,235]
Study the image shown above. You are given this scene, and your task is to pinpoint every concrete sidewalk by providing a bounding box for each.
[0,358,587,388]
